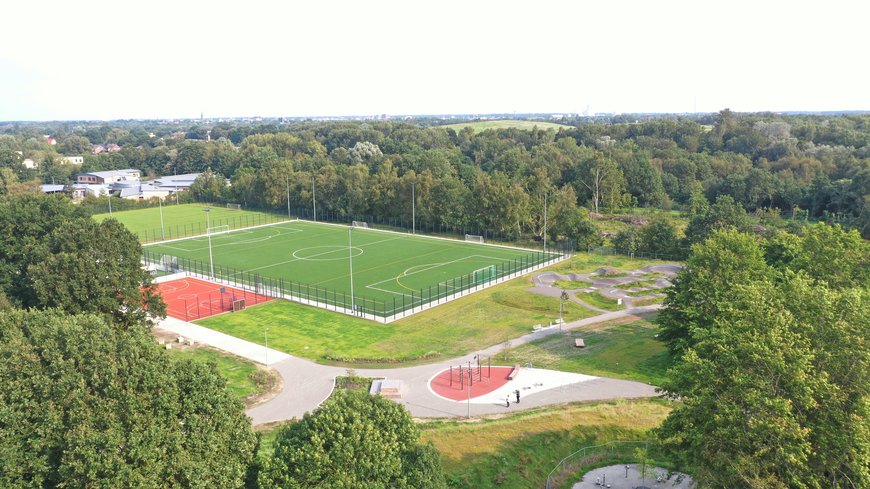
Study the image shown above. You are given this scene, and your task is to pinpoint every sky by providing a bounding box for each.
[1,0,868,121]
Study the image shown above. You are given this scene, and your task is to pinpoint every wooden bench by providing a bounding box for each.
[507,364,521,380]
[574,338,586,348]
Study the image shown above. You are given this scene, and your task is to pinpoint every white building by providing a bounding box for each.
[61,156,84,165]
[76,169,141,185]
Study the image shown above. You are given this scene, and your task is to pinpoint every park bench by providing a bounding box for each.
[574,338,586,348]
[508,364,521,380]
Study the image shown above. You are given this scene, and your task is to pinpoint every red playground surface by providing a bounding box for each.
[429,366,514,401]
[157,277,272,321]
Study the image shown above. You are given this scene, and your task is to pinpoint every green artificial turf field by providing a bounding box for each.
[94,203,287,243]
[146,220,559,316]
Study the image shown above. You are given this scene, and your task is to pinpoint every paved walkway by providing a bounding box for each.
[157,304,661,425]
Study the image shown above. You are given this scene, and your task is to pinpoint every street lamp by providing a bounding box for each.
[285,174,291,218]
[411,181,416,234]
[312,175,317,222]
[348,226,355,314]
[204,207,215,278]
[159,196,165,240]
[559,289,568,333]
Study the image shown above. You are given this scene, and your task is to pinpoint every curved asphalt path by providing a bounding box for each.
[243,305,662,425]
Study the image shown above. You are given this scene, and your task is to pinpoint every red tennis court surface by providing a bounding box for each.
[157,277,273,321]
[429,366,514,401]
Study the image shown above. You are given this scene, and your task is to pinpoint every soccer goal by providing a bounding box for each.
[472,265,497,285]
[207,225,230,236]
[352,221,370,229]
[159,254,178,272]
[226,203,242,210]
[465,234,484,244]
[232,299,246,312]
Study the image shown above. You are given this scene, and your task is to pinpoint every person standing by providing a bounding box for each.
[506,395,510,408]
[515,389,521,404]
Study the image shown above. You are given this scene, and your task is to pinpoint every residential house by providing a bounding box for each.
[60,156,84,165]
[76,169,141,185]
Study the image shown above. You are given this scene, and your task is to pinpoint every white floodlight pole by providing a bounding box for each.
[411,181,416,234]
[285,174,291,218]
[159,197,165,240]
[205,207,214,278]
[543,191,548,254]
[108,190,112,214]
[312,175,317,222]
[348,227,355,314]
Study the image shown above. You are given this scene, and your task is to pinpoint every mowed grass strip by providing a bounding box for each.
[195,276,597,366]
[441,119,570,132]
[575,290,622,311]
[95,203,286,242]
[165,345,273,402]
[501,317,672,385]
[420,399,672,489]
[193,254,678,366]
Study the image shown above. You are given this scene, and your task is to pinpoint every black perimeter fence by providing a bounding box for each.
[144,246,566,321]
[587,245,686,262]
[135,209,291,244]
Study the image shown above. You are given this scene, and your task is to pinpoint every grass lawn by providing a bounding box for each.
[441,120,570,132]
[195,273,597,366]
[165,345,275,402]
[576,290,622,311]
[552,279,589,290]
[420,399,672,489]
[616,279,657,289]
[193,253,675,366]
[95,203,287,243]
[631,296,666,307]
[500,317,671,385]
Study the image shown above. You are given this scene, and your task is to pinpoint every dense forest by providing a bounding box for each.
[1,111,868,250]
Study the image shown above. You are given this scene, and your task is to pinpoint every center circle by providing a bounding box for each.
[293,245,364,261]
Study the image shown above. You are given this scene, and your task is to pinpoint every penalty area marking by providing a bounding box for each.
[365,254,509,296]
[292,245,364,261]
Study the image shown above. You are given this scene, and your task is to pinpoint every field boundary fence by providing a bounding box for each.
[135,210,292,244]
[143,248,569,323]
[545,440,653,489]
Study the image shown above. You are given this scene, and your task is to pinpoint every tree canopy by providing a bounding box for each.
[0,308,258,488]
[259,389,445,489]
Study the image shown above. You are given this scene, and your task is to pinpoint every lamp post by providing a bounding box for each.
[285,174,291,218]
[265,327,269,365]
[159,197,165,240]
[466,365,471,418]
[559,289,568,333]
[204,207,214,278]
[411,181,416,234]
[543,191,548,254]
[107,190,112,214]
[348,227,355,314]
[312,175,317,222]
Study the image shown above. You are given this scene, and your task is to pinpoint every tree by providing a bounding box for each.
[657,229,773,356]
[28,218,165,327]
[683,195,753,246]
[259,390,445,489]
[575,155,626,214]
[0,309,257,488]
[787,222,869,289]
[638,218,682,258]
[190,169,226,203]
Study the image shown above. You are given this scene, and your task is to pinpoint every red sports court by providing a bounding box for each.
[429,366,514,401]
[157,277,272,321]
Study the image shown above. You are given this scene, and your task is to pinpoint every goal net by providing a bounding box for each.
[465,234,484,243]
[159,254,178,272]
[352,221,369,229]
[232,299,246,312]
[472,265,497,285]
[207,225,230,236]
[226,203,242,210]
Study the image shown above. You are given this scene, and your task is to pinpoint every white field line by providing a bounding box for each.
[225,234,406,277]
[142,219,299,247]
[299,218,560,256]
[155,226,304,253]
[364,254,506,296]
